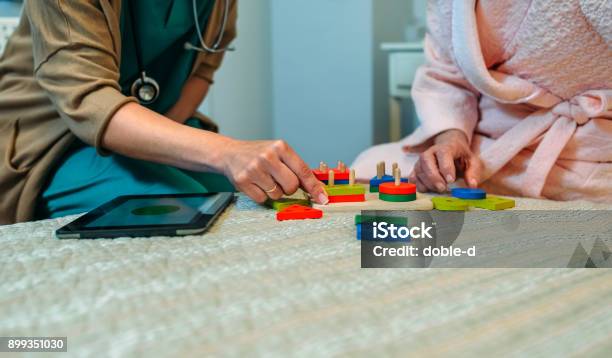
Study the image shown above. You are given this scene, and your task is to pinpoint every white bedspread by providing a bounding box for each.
[1,195,612,356]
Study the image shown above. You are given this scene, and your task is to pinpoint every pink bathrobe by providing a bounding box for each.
[353,0,612,202]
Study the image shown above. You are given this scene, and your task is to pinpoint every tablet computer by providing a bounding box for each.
[56,193,235,239]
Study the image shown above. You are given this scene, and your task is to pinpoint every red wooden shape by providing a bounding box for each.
[328,194,366,203]
[379,182,416,195]
[276,204,323,221]
[312,168,350,181]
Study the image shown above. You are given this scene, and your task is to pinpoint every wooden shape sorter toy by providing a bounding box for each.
[314,190,432,212]
[325,169,366,203]
[379,182,416,195]
[461,196,516,210]
[369,162,407,192]
[313,161,349,183]
[265,197,311,211]
[431,197,470,211]
[451,188,486,200]
[432,188,516,211]
[378,168,416,203]
[312,163,433,212]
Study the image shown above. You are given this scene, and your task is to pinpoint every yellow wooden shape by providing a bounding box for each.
[432,197,469,211]
[433,196,515,211]
[463,196,515,210]
[265,198,311,211]
[325,184,366,196]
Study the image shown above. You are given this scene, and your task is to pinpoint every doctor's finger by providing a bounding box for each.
[276,142,329,204]
[240,183,268,204]
[246,165,283,200]
[264,157,300,195]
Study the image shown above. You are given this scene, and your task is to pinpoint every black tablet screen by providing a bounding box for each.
[84,195,223,228]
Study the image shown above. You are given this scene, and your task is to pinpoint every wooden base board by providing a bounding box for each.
[313,189,433,212]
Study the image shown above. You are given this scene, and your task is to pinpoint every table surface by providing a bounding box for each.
[1,194,612,356]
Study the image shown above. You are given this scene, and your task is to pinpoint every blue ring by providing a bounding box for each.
[451,188,486,199]
[370,175,408,186]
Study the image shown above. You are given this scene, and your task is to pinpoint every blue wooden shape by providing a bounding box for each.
[451,187,486,200]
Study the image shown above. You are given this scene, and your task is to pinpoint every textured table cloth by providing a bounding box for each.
[1,195,612,356]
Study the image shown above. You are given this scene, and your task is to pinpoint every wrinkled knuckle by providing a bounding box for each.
[260,149,276,162]
[286,178,300,195]
[268,191,283,200]
[235,172,249,185]
[253,193,267,204]
[297,165,312,180]
[273,139,289,152]
[413,165,423,176]
[439,146,452,156]
[247,161,263,174]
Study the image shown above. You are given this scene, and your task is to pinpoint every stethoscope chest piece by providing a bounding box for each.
[131,72,160,105]
[127,0,233,105]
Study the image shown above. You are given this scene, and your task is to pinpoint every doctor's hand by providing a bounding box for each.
[221,139,329,205]
[408,129,482,193]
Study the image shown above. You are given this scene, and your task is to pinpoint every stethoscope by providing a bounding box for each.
[129,0,235,105]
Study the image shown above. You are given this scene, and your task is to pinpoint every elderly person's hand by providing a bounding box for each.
[409,129,482,193]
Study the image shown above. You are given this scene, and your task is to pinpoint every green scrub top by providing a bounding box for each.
[119,0,215,114]
[37,1,236,220]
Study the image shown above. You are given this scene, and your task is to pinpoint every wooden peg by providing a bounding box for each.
[349,168,355,186]
[328,170,335,186]
[338,161,346,172]
[392,162,398,172]
[376,161,384,179]
[319,161,327,172]
[394,168,401,186]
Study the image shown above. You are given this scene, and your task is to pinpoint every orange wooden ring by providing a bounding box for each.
[379,182,416,195]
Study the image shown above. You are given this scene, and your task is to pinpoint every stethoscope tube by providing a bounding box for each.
[130,0,235,104]
[187,0,235,53]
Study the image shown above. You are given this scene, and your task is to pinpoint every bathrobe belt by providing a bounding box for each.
[478,90,612,197]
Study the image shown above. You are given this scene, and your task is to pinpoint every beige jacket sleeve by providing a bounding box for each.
[25,0,136,154]
[191,0,238,84]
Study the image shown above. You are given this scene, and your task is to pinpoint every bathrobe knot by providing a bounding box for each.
[480,90,612,198]
[553,101,589,126]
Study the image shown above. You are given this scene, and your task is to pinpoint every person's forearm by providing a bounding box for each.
[165,76,210,123]
[102,102,329,205]
[102,102,229,172]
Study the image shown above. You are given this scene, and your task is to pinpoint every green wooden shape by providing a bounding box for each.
[265,198,311,211]
[432,197,469,211]
[379,193,417,202]
[325,184,366,196]
[433,196,515,211]
[355,215,407,226]
[369,186,379,193]
[461,196,515,210]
